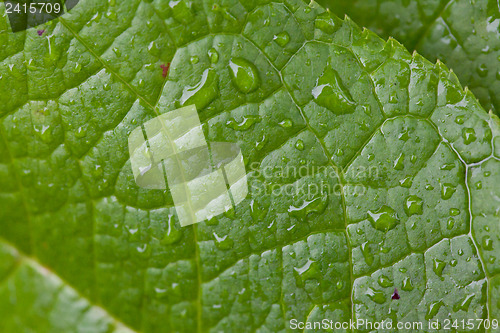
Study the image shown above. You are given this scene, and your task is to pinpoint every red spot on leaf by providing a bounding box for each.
[160,63,170,78]
[37,30,45,36]
[392,288,400,300]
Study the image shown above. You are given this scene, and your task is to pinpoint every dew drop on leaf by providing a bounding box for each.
[312,65,355,115]
[425,300,444,320]
[440,183,456,200]
[288,193,329,220]
[162,214,182,245]
[482,236,493,250]
[179,68,219,109]
[404,195,423,216]
[367,205,399,231]
[393,152,405,170]
[462,127,477,144]
[432,258,446,279]
[366,287,386,304]
[213,232,234,250]
[455,115,465,124]
[361,242,374,266]
[279,119,292,128]
[401,277,414,291]
[190,55,199,64]
[378,275,393,288]
[293,259,320,287]
[295,139,304,151]
[208,48,219,64]
[228,57,260,93]
[226,115,261,131]
[273,31,290,47]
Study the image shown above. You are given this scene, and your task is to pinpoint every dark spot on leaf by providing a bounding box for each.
[160,63,170,78]
[392,288,400,300]
[37,30,45,36]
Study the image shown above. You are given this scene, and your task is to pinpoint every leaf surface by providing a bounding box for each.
[317,0,500,116]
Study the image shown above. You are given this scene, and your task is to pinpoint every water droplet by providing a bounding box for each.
[105,10,117,21]
[179,68,219,109]
[315,12,339,34]
[312,66,355,115]
[250,199,267,222]
[366,287,386,304]
[449,208,460,216]
[453,294,475,312]
[75,126,87,138]
[169,0,194,24]
[273,31,290,47]
[425,184,434,190]
[401,277,414,291]
[447,218,455,230]
[112,47,121,58]
[380,245,391,253]
[335,148,344,156]
[256,135,267,150]
[72,62,82,73]
[425,300,444,320]
[389,92,398,104]
[455,115,465,124]
[398,130,409,141]
[279,119,292,128]
[288,193,329,220]
[146,42,159,57]
[433,258,446,279]
[190,55,199,64]
[482,236,493,250]
[462,128,477,145]
[361,242,374,266]
[367,153,375,161]
[213,232,234,250]
[367,205,399,232]
[293,259,320,287]
[228,57,260,93]
[208,48,219,64]
[476,63,488,77]
[226,115,261,131]
[378,275,393,288]
[362,105,372,116]
[137,244,148,253]
[162,214,182,245]
[404,195,423,216]
[295,139,305,151]
[399,176,413,188]
[393,152,405,170]
[440,183,456,200]
[34,125,52,142]
[440,163,455,171]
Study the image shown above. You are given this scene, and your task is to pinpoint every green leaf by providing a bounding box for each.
[0,0,499,332]
[317,0,500,117]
